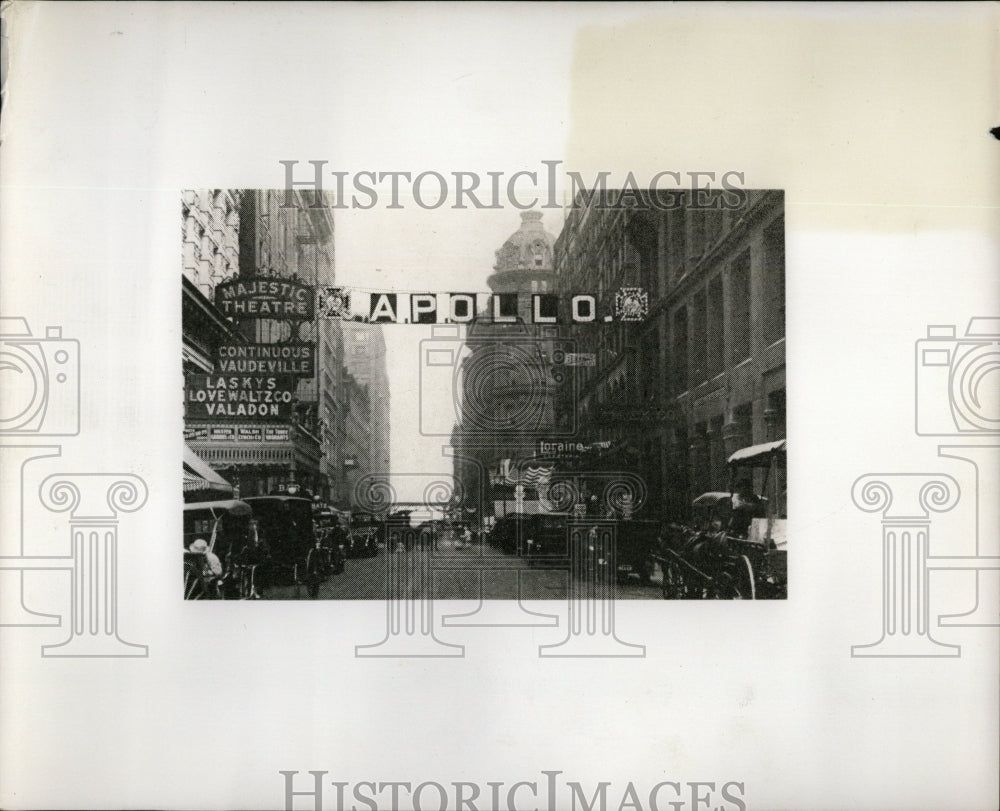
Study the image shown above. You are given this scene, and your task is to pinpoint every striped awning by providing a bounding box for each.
[184,444,234,496]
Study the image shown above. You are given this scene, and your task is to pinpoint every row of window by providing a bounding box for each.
[671,217,784,395]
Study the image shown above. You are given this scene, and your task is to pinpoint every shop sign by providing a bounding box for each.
[217,343,315,376]
[184,424,292,441]
[214,278,315,320]
[185,374,296,420]
[536,439,612,456]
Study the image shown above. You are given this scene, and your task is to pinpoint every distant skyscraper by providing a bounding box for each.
[453,211,560,517]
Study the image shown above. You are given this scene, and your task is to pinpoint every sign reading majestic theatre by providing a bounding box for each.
[214,278,315,319]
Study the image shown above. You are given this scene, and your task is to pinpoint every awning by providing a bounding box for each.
[184,444,234,496]
[727,439,787,466]
[183,499,252,517]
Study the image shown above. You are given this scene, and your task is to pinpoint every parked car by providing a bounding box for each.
[523,513,572,566]
[486,514,524,556]
[605,519,660,584]
[348,514,381,558]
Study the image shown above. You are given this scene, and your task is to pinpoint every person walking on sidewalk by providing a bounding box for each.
[304,537,328,599]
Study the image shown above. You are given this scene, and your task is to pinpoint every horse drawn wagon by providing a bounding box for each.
[657,439,787,599]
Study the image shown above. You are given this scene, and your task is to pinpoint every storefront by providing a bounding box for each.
[185,420,324,499]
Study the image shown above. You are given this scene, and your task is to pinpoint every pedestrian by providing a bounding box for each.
[239,519,272,598]
[186,537,222,598]
[304,537,327,599]
[188,537,223,578]
[728,479,763,538]
[327,516,347,573]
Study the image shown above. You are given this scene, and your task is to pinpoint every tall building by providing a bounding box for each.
[181,189,243,373]
[452,211,561,518]
[341,322,391,508]
[182,189,343,501]
[553,189,785,521]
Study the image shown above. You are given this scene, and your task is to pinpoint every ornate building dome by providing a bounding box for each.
[492,210,556,275]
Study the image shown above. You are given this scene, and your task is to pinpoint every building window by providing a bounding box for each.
[707,275,724,377]
[709,414,726,490]
[667,207,686,285]
[688,209,706,260]
[671,306,688,396]
[702,201,724,250]
[729,250,751,364]
[691,289,707,387]
[766,388,786,440]
[763,217,785,345]
[732,401,753,452]
[692,421,710,497]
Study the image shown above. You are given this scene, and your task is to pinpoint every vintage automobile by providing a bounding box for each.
[182,498,253,599]
[484,513,563,559]
[606,519,660,584]
[348,513,382,557]
[657,439,787,599]
[485,514,522,556]
[311,507,349,571]
[523,513,573,566]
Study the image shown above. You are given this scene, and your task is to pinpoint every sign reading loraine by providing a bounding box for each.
[214,278,315,320]
[185,374,296,420]
[217,343,314,376]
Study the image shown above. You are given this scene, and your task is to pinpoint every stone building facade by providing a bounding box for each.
[452,211,561,518]
[553,189,785,521]
[341,322,391,509]
[182,189,346,501]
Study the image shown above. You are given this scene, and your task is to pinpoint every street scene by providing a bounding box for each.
[182,187,786,601]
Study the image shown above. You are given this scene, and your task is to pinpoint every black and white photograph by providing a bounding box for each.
[182,187,786,602]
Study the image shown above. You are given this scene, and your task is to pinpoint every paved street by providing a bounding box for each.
[266,532,661,600]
